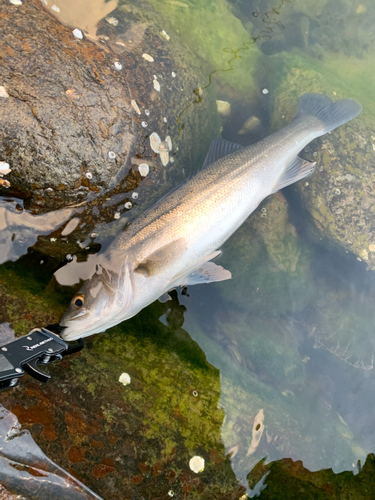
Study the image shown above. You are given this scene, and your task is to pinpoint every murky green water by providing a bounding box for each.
[1,0,375,498]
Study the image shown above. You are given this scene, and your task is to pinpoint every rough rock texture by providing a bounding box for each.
[0,0,219,214]
[263,52,375,268]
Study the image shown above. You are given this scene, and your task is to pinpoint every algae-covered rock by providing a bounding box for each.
[248,453,375,499]
[217,192,314,316]
[0,253,246,499]
[0,0,219,217]
[264,51,375,268]
[144,0,259,99]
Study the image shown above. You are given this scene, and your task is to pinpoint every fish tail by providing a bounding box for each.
[294,93,362,135]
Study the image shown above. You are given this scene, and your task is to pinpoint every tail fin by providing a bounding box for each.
[294,93,362,135]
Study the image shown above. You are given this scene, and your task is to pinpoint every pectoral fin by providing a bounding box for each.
[135,238,187,277]
[182,261,232,286]
[271,157,315,194]
[171,250,231,287]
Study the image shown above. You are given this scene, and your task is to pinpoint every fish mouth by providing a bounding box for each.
[60,308,89,326]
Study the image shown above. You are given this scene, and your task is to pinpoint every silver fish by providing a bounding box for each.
[60,94,362,340]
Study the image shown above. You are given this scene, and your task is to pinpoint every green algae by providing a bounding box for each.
[142,0,259,97]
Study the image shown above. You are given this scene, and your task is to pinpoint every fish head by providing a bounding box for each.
[60,261,134,341]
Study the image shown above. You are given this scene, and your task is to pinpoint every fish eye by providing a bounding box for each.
[72,294,85,308]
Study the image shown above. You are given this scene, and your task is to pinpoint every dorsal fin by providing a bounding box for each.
[202,137,242,169]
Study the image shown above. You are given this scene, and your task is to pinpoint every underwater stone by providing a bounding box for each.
[266,51,375,268]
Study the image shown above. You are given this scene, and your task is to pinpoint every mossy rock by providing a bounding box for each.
[216,192,315,316]
[0,253,246,499]
[143,0,259,98]
[248,453,375,499]
[264,51,375,269]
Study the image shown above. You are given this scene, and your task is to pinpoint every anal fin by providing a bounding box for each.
[272,157,315,194]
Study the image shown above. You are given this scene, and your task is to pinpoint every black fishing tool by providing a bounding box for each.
[0,327,84,391]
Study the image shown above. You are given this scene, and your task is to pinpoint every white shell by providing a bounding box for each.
[114,212,121,219]
[131,99,141,115]
[189,456,204,473]
[72,28,83,40]
[114,61,122,71]
[159,151,169,166]
[0,162,11,175]
[106,17,119,26]
[150,132,161,153]
[91,232,98,238]
[171,71,176,78]
[85,172,93,179]
[124,201,132,209]
[262,88,269,95]
[138,163,149,177]
[153,78,160,92]
[141,121,148,128]
[145,109,150,116]
[119,372,131,385]
[163,117,167,123]
[132,192,138,199]
[108,151,116,159]
[142,53,154,62]
[10,0,22,5]
[51,4,60,12]
[161,30,170,41]
[0,87,9,98]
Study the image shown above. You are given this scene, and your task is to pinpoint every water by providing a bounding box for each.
[1,0,375,497]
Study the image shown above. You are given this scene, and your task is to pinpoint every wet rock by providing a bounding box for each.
[248,453,375,498]
[264,52,375,268]
[0,0,219,217]
[0,254,246,499]
[217,192,314,316]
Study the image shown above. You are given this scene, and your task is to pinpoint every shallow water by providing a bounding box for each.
[1,0,375,498]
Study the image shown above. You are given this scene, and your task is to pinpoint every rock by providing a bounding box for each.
[0,0,219,217]
[264,51,375,268]
[217,192,314,316]
[145,0,260,99]
[0,252,245,499]
[183,307,367,493]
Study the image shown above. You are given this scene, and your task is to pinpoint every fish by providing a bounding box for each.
[60,93,362,340]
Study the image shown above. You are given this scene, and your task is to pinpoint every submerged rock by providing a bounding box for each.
[0,0,219,218]
[145,0,260,99]
[264,52,375,268]
[217,192,314,316]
